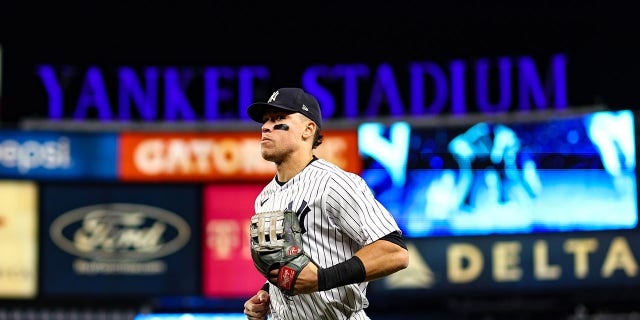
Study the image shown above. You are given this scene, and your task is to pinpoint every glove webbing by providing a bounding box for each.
[251,210,287,252]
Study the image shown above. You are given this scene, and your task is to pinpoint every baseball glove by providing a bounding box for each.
[250,209,312,295]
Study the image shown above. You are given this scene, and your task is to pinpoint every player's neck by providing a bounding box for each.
[276,152,315,183]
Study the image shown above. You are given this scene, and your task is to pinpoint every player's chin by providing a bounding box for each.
[261,150,283,163]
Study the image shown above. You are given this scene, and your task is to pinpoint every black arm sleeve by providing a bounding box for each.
[379,231,407,249]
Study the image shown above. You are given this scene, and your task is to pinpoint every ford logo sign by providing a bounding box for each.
[50,203,191,261]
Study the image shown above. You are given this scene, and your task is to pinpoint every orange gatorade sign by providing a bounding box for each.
[315,130,361,174]
[119,130,360,181]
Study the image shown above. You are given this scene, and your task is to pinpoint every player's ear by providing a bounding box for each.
[302,121,316,138]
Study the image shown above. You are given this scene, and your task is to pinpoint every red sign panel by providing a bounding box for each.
[203,184,266,298]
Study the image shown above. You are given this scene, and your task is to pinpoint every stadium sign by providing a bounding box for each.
[35,53,567,122]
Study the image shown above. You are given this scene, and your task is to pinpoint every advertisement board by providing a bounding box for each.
[119,130,360,182]
[202,184,265,298]
[373,230,640,294]
[40,182,200,297]
[0,130,118,180]
[0,180,37,298]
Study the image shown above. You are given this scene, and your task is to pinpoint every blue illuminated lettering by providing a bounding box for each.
[36,53,568,122]
[164,68,196,121]
[551,54,568,108]
[237,66,270,121]
[450,60,466,115]
[203,66,235,120]
[366,63,403,117]
[339,64,369,118]
[518,56,546,110]
[73,67,112,120]
[476,57,512,113]
[303,65,336,118]
[118,67,158,121]
[36,65,64,120]
[409,62,447,116]
[518,54,567,111]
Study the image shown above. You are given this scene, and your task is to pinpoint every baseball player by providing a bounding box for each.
[243,87,409,320]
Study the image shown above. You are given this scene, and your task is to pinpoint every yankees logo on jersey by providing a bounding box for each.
[286,200,310,234]
[254,158,400,320]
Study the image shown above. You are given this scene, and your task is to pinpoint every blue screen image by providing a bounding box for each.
[358,110,638,237]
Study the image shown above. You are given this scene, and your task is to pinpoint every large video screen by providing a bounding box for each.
[358,110,638,237]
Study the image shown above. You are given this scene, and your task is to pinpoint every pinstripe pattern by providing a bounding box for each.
[254,158,400,320]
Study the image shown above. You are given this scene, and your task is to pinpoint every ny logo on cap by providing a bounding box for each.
[268,91,279,103]
[302,104,309,111]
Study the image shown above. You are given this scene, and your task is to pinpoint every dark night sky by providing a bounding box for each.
[1,1,631,60]
[0,1,638,124]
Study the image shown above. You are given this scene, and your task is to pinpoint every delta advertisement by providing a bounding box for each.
[372,230,640,296]
[39,182,201,297]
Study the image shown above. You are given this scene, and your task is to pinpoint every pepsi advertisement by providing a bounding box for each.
[0,130,118,180]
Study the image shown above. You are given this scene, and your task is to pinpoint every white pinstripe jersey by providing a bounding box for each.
[253,158,401,320]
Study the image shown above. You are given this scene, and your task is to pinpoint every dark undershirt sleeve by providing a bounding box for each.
[379,231,407,249]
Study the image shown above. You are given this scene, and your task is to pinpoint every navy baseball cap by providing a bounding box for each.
[247,88,323,129]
